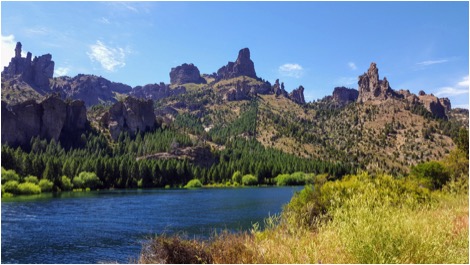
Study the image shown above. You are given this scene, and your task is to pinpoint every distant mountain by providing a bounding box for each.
[1,42,468,175]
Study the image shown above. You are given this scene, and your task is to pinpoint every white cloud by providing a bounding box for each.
[54,67,70,77]
[457,75,469,87]
[416,59,448,66]
[24,26,49,36]
[1,34,16,67]
[87,40,128,72]
[278,63,304,78]
[435,76,469,97]
[348,62,357,70]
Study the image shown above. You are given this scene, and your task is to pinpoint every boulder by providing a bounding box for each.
[169,63,206,85]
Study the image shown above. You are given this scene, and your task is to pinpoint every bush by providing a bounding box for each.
[61,176,73,191]
[232,171,242,185]
[411,161,450,189]
[242,174,258,186]
[1,168,19,184]
[18,182,41,195]
[73,172,101,190]
[275,172,305,186]
[184,179,203,188]
[2,180,19,194]
[24,175,39,184]
[39,179,54,192]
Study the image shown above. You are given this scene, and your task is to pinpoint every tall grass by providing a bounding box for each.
[139,173,469,264]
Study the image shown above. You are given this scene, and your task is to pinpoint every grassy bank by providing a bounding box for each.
[139,171,469,264]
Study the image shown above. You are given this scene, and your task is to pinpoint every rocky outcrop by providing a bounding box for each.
[130,82,186,100]
[289,86,306,105]
[170,63,206,85]
[2,42,54,90]
[357,62,394,102]
[100,96,156,141]
[51,74,132,106]
[272,79,287,97]
[417,94,447,119]
[439,97,451,112]
[217,48,257,80]
[331,87,359,106]
[223,80,251,101]
[1,95,87,146]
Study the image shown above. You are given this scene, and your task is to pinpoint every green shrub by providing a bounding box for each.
[411,161,450,190]
[39,179,54,192]
[24,175,39,184]
[18,182,41,195]
[232,171,242,185]
[242,174,258,186]
[3,180,20,194]
[73,172,101,190]
[2,192,13,198]
[275,172,305,186]
[61,176,73,191]
[184,179,203,188]
[1,168,19,184]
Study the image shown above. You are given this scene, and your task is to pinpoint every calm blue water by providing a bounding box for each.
[1,187,301,263]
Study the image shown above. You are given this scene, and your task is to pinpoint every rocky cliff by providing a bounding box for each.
[51,74,132,106]
[332,87,359,106]
[2,42,54,91]
[1,95,87,146]
[100,96,156,141]
[130,82,186,100]
[289,86,306,105]
[217,48,257,80]
[357,62,395,102]
[169,63,206,85]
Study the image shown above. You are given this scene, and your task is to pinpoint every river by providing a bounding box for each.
[1,186,301,263]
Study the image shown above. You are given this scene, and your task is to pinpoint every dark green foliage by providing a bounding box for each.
[61,176,73,191]
[411,161,450,190]
[455,128,469,158]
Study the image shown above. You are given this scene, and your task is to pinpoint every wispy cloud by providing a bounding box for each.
[348,62,357,70]
[435,75,469,97]
[416,59,449,66]
[54,67,70,77]
[87,40,129,72]
[335,77,357,86]
[24,26,50,36]
[99,17,111,25]
[278,63,304,78]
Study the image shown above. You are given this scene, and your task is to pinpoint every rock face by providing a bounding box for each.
[223,80,251,101]
[357,62,394,102]
[100,96,156,141]
[332,87,359,106]
[289,86,306,104]
[439,97,451,112]
[1,95,87,146]
[170,63,206,85]
[130,82,186,100]
[51,74,132,106]
[2,42,54,90]
[217,48,257,80]
[417,94,447,119]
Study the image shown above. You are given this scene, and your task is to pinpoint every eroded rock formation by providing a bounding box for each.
[217,48,257,80]
[357,62,394,102]
[100,96,156,141]
[2,42,54,90]
[332,87,359,106]
[289,86,306,105]
[170,63,206,85]
[1,95,87,146]
[130,82,186,100]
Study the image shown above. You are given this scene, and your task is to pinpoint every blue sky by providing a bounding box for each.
[2,1,469,108]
